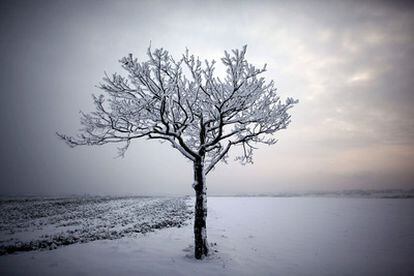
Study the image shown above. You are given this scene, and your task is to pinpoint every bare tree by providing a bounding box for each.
[57,45,297,259]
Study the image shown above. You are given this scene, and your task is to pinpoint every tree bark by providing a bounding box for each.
[193,161,208,259]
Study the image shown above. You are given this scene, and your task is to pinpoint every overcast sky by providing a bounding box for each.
[0,0,413,196]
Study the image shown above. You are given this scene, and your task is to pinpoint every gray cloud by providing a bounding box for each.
[0,0,413,196]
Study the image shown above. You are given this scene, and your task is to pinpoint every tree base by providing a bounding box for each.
[194,238,209,259]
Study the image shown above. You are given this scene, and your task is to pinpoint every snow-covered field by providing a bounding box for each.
[1,197,413,275]
[0,196,192,254]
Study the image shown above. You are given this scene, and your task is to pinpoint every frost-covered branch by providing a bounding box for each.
[58,45,297,168]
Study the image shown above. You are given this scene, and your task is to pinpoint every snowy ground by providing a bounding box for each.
[1,197,413,275]
[0,196,192,254]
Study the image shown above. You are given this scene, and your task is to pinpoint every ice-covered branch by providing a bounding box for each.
[58,45,297,169]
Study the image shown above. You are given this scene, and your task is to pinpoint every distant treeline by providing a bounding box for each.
[211,189,414,198]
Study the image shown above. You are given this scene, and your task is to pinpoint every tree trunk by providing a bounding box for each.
[193,161,208,259]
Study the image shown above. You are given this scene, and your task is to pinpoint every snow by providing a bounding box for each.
[0,196,192,254]
[1,197,413,275]
[59,46,298,172]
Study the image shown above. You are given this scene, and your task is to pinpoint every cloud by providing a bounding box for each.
[0,0,413,195]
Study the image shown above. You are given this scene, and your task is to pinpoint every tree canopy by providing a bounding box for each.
[58,45,297,173]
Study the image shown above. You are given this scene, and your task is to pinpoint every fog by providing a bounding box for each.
[0,0,413,196]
